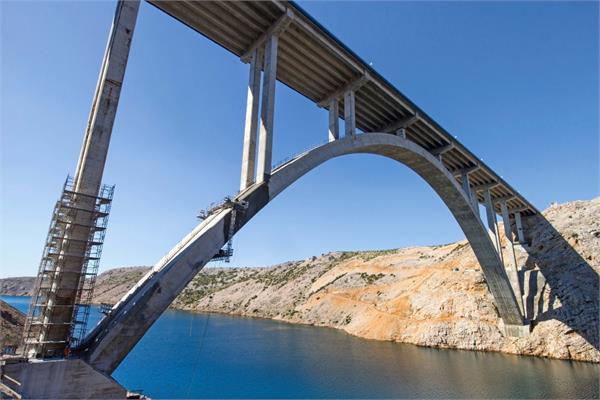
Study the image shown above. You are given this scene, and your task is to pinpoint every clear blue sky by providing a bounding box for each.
[1,1,598,278]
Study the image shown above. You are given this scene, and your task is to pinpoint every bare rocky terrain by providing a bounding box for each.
[1,198,598,362]
[0,300,25,352]
[0,277,34,297]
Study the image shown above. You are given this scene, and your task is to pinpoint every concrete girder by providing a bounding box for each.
[240,8,293,63]
[80,133,525,376]
[380,113,419,133]
[430,143,454,157]
[317,73,370,108]
[451,165,480,177]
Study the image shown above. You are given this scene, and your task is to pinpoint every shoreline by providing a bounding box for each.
[4,295,597,365]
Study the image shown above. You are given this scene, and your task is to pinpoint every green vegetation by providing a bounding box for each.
[359,249,397,262]
[360,272,385,284]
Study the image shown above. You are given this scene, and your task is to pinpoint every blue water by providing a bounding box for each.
[3,295,598,398]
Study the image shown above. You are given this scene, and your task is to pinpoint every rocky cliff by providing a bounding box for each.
[1,198,598,362]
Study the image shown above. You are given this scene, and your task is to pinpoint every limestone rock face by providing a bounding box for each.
[1,199,598,362]
[173,198,599,362]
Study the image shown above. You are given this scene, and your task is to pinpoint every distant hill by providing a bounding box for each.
[1,198,598,362]
[0,277,35,297]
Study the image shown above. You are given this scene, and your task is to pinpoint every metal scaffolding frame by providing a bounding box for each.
[22,176,114,357]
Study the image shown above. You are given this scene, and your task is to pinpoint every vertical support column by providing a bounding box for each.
[396,128,406,139]
[240,48,263,191]
[31,0,140,358]
[328,99,339,142]
[483,189,503,261]
[74,0,140,196]
[256,35,279,184]
[514,212,526,244]
[344,90,356,137]
[461,172,478,211]
[499,200,525,314]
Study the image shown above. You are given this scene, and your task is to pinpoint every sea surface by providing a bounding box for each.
[3,295,599,399]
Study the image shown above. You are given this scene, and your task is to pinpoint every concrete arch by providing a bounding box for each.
[82,133,523,375]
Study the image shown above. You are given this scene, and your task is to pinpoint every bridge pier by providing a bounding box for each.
[514,211,527,244]
[499,199,525,314]
[460,169,479,212]
[344,90,356,137]
[21,0,139,359]
[482,187,504,257]
[328,99,339,142]
[240,48,263,191]
[256,35,278,184]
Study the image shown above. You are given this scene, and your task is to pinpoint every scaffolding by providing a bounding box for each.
[197,197,248,263]
[22,176,114,357]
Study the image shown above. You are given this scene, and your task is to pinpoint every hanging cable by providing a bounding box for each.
[185,309,211,397]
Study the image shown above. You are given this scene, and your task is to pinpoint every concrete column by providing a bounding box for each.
[483,189,503,260]
[514,211,526,244]
[461,171,478,211]
[31,0,140,359]
[344,90,356,137]
[499,200,525,314]
[396,128,406,139]
[328,99,339,142]
[33,0,140,357]
[256,35,278,183]
[74,0,140,196]
[240,48,263,191]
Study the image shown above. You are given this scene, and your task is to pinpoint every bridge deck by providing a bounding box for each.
[148,0,536,215]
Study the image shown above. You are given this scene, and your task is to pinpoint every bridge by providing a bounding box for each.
[2,1,542,398]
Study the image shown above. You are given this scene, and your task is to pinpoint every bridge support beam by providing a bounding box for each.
[499,199,525,314]
[74,0,139,196]
[256,35,279,183]
[461,171,478,212]
[328,99,339,142]
[514,211,526,244]
[483,188,503,258]
[24,0,139,359]
[240,48,263,190]
[344,90,356,137]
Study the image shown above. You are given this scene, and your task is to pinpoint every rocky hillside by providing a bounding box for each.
[0,300,25,352]
[1,198,598,362]
[0,277,35,297]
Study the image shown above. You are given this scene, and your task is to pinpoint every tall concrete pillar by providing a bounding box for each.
[499,200,525,314]
[256,35,279,183]
[461,171,478,211]
[483,189,503,261]
[29,0,139,358]
[240,48,263,191]
[514,211,526,244]
[74,0,140,196]
[344,90,356,137]
[328,99,339,142]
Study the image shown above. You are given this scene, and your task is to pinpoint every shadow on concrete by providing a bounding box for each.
[520,213,599,351]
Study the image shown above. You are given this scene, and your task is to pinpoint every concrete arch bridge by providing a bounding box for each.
[1,1,544,398]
